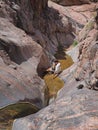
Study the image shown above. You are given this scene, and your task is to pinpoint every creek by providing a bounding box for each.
[44,46,74,103]
[0,102,39,130]
[0,46,73,130]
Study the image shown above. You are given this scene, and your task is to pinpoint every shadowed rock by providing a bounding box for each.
[51,0,90,6]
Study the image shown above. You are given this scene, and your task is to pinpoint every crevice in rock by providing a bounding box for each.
[0,41,11,65]
[0,39,34,65]
[0,42,23,65]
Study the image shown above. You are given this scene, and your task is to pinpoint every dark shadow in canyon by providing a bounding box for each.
[0,39,33,65]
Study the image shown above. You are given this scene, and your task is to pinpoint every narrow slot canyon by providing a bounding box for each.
[0,0,98,130]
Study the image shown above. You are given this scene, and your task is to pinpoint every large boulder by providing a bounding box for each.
[0,17,45,108]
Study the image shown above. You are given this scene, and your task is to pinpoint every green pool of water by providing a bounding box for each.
[0,102,39,130]
[44,46,73,100]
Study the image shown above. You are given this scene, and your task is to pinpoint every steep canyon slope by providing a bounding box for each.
[0,0,89,111]
[0,0,70,109]
[0,0,46,109]
[12,1,98,130]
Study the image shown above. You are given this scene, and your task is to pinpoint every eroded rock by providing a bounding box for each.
[12,2,98,130]
[12,78,98,130]
[0,0,98,130]
[0,17,46,109]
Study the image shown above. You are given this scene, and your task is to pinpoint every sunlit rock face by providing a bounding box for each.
[74,13,98,89]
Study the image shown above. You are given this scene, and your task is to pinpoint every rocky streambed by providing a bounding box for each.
[44,46,74,104]
[0,46,74,130]
[0,0,98,130]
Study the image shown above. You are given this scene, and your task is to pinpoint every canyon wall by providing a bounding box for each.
[0,0,50,109]
[0,0,75,109]
[0,0,98,130]
[12,1,98,130]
